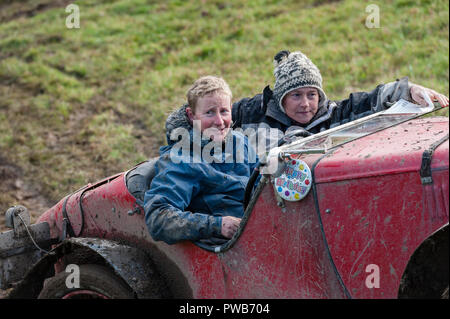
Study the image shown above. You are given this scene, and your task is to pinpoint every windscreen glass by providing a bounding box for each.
[286,106,447,151]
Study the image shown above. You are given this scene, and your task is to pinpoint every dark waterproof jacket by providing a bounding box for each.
[231,77,412,134]
[144,130,258,245]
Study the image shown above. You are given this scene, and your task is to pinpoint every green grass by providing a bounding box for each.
[0,0,448,205]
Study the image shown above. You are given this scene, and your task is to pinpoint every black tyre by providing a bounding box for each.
[398,227,449,298]
[38,264,134,299]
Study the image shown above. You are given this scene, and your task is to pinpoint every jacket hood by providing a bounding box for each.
[165,103,192,144]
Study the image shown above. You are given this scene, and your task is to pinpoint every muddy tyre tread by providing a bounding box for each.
[38,264,134,299]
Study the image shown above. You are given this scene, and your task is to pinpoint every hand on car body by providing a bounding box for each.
[410,84,449,108]
[221,216,242,239]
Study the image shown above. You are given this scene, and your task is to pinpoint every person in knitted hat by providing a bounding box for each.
[272,50,328,125]
[165,50,448,152]
[233,49,448,133]
[273,51,327,107]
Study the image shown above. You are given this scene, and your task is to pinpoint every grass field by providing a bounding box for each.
[0,0,448,226]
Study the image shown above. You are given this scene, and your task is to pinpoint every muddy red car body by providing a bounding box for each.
[1,111,448,299]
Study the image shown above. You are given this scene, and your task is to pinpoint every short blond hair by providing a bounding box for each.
[187,76,232,112]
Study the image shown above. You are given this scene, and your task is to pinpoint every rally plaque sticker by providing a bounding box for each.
[274,159,312,201]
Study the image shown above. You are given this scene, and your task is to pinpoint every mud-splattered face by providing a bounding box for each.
[186,92,232,142]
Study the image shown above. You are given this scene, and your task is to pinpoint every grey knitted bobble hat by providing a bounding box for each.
[273,50,327,112]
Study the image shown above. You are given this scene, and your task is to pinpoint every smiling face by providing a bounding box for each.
[282,87,320,125]
[186,91,232,142]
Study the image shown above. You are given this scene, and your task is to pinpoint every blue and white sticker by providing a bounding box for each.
[274,159,312,201]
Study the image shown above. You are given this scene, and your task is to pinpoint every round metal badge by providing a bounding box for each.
[274,159,312,201]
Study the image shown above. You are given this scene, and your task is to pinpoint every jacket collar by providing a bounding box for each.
[263,86,292,127]
[161,128,237,164]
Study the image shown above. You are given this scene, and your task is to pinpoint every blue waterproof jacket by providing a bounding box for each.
[144,130,258,245]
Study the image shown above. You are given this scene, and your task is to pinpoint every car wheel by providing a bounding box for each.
[38,264,134,299]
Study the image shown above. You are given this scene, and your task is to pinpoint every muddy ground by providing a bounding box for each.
[0,156,54,232]
[0,156,54,299]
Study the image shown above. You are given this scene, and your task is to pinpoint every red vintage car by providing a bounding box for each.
[0,106,448,299]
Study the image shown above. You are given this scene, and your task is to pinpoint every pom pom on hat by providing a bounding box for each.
[273,50,291,68]
[273,50,327,112]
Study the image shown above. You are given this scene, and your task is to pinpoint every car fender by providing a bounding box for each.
[8,237,171,299]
